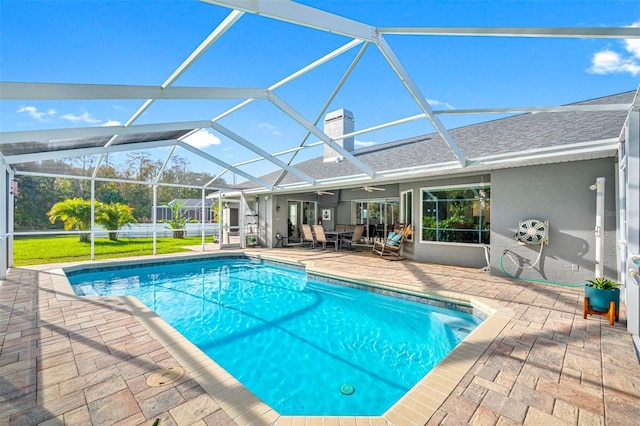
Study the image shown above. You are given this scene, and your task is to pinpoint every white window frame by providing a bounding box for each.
[419,183,490,246]
[400,189,413,241]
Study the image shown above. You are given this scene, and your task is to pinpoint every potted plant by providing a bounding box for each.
[584,277,621,323]
[161,201,197,239]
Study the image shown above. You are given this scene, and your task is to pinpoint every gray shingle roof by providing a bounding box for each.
[239,90,634,189]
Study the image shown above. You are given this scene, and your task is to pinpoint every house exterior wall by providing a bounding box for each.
[264,158,616,286]
[490,158,617,283]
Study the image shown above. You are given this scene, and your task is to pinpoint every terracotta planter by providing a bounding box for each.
[585,285,620,313]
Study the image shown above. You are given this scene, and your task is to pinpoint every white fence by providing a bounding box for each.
[102,223,220,238]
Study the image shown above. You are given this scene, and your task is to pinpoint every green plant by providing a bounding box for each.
[161,201,197,239]
[47,198,93,242]
[586,277,621,290]
[95,202,137,241]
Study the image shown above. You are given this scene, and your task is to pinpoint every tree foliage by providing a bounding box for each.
[47,198,94,242]
[47,198,138,242]
[14,154,225,230]
[95,202,137,241]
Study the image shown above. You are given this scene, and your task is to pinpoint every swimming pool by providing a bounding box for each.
[67,256,482,416]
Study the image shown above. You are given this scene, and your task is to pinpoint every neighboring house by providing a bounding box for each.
[238,90,636,288]
[156,199,216,223]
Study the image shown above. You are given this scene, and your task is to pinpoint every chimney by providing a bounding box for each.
[323,108,354,163]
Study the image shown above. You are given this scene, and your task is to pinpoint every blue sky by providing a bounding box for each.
[1,0,639,182]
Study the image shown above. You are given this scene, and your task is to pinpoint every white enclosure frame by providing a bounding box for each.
[1,0,639,337]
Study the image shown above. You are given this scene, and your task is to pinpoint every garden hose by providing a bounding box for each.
[499,251,586,288]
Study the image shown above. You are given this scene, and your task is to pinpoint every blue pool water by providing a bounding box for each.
[68,257,481,416]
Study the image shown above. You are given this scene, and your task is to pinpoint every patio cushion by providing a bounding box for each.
[386,232,402,246]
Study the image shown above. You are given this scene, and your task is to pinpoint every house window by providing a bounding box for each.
[421,186,490,244]
[400,190,413,241]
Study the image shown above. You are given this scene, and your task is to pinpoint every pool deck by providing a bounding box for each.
[2,247,640,425]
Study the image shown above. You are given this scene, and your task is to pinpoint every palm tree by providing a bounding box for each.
[47,198,93,242]
[95,203,137,241]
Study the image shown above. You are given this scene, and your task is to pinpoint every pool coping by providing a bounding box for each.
[50,252,514,425]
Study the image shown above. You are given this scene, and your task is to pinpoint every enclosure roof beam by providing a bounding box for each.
[374,33,466,167]
[434,104,633,115]
[377,26,640,38]
[123,9,244,129]
[210,38,363,123]
[0,120,211,144]
[153,145,178,185]
[0,82,268,101]
[268,92,375,178]
[203,0,378,41]
[204,0,467,168]
[210,122,316,185]
[5,139,179,165]
[177,141,273,190]
[274,41,370,186]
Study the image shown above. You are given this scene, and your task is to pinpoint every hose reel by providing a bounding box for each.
[515,219,549,245]
[503,219,549,271]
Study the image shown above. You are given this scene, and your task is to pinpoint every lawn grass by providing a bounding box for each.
[13,235,209,266]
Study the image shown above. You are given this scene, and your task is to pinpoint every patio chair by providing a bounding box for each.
[335,224,347,232]
[372,224,412,260]
[312,225,336,250]
[341,224,365,251]
[300,224,315,249]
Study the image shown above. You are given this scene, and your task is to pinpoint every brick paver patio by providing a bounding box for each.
[1,247,639,425]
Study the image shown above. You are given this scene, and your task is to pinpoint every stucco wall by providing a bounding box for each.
[263,158,617,283]
[490,158,617,283]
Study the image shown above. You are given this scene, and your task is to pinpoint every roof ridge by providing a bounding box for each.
[350,89,636,155]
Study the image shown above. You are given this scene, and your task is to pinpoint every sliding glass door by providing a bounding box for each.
[287,200,317,242]
[351,199,399,245]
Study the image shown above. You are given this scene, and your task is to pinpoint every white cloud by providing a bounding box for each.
[182,129,222,148]
[589,20,640,76]
[101,120,122,127]
[257,122,283,136]
[355,139,376,147]
[61,111,101,124]
[624,21,640,58]
[589,49,640,76]
[16,105,56,122]
[427,99,454,109]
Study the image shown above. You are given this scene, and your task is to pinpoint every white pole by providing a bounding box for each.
[91,179,95,261]
[591,177,606,278]
[201,188,206,251]
[0,163,7,280]
[152,185,157,255]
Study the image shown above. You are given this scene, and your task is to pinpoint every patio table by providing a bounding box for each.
[324,231,353,251]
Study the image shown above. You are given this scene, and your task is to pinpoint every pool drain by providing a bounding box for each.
[340,383,355,395]
[146,366,186,387]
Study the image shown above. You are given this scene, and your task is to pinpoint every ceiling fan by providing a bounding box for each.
[315,190,335,196]
[353,186,386,193]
